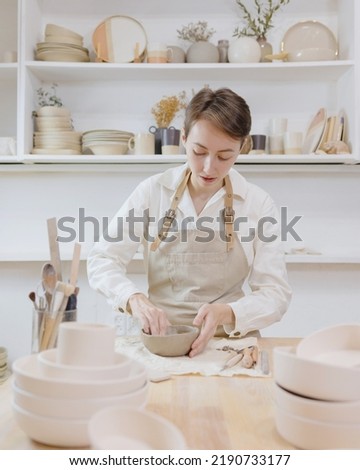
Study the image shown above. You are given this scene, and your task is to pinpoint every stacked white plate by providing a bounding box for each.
[35,23,90,62]
[273,324,360,449]
[32,107,82,155]
[11,323,149,447]
[82,129,134,155]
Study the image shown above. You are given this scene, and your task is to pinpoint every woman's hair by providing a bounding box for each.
[183,87,252,140]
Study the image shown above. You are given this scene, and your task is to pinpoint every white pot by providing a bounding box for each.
[186,41,219,63]
[228,37,261,63]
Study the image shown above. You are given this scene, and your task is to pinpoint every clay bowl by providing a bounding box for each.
[141,325,199,357]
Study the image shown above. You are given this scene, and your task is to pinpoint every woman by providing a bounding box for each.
[87,87,292,357]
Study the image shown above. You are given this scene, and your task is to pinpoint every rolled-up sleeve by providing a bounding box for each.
[87,179,151,312]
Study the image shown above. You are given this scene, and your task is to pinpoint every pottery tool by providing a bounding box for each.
[47,217,62,281]
[134,42,140,62]
[40,281,75,350]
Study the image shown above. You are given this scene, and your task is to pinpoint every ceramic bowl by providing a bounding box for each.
[273,346,360,401]
[56,322,116,367]
[274,382,360,424]
[45,24,83,41]
[13,354,148,399]
[88,406,187,449]
[12,381,149,420]
[12,401,90,448]
[84,143,128,155]
[296,324,360,367]
[36,106,71,118]
[141,325,199,357]
[275,406,360,449]
[38,349,133,381]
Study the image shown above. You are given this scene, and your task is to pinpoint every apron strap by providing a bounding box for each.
[150,169,235,252]
[150,169,191,252]
[224,175,235,252]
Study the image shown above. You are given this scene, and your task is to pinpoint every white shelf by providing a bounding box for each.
[25,60,354,83]
[18,153,359,165]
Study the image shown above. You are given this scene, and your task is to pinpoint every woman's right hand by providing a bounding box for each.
[127,293,170,335]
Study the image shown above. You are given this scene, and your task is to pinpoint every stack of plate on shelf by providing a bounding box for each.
[273,324,360,449]
[11,322,149,448]
[35,23,90,62]
[82,129,134,155]
[32,107,82,155]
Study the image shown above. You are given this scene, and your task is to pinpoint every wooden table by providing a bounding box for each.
[0,337,299,450]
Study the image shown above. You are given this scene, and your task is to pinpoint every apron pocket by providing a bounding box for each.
[166,251,226,302]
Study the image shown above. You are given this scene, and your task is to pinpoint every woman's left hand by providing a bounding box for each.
[189,303,235,357]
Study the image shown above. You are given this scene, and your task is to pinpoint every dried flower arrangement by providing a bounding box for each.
[177,21,216,43]
[36,83,63,107]
[151,91,188,128]
[233,0,291,38]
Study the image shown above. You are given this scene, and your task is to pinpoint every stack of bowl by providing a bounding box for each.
[35,24,90,62]
[273,324,360,449]
[0,346,10,384]
[12,323,149,448]
[82,129,134,155]
[32,107,82,155]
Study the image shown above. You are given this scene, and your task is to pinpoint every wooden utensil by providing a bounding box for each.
[47,217,62,281]
[41,262,57,310]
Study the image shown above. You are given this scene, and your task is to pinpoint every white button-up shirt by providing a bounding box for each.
[87,163,292,337]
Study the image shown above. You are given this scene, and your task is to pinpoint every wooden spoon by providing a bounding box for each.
[41,262,57,310]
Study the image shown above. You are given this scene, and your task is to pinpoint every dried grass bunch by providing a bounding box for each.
[151,91,187,128]
[234,0,291,38]
[177,21,216,43]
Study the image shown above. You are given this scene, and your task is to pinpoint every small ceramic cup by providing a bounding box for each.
[269,117,288,136]
[146,43,173,63]
[162,145,180,155]
[56,322,116,366]
[269,134,284,155]
[250,134,266,154]
[128,133,155,155]
[284,131,303,154]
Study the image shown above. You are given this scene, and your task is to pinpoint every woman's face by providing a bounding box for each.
[183,119,242,193]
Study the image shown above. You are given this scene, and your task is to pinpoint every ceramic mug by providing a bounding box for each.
[128,133,155,155]
[162,127,180,146]
[269,134,284,155]
[250,134,266,154]
[269,117,288,136]
[149,125,175,154]
[162,145,180,155]
[284,131,303,154]
[146,43,173,63]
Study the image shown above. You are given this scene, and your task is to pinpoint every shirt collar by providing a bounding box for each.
[157,163,248,200]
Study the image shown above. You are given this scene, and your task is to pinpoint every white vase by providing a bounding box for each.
[228,37,261,63]
[186,41,219,63]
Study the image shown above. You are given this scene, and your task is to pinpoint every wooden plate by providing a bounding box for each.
[302,107,327,154]
[92,15,147,63]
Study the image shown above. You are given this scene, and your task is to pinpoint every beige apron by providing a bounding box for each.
[147,170,249,334]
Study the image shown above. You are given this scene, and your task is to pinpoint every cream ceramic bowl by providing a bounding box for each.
[12,381,149,420]
[36,106,71,118]
[45,24,83,41]
[12,401,89,448]
[273,346,360,401]
[274,382,360,424]
[38,349,133,381]
[88,406,187,450]
[13,354,148,399]
[275,406,360,449]
[84,142,128,155]
[141,325,199,357]
[296,323,360,367]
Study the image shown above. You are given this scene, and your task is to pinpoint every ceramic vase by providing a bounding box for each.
[257,35,273,62]
[186,41,219,63]
[228,37,261,63]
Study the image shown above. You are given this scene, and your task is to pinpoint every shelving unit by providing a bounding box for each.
[1,0,360,363]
